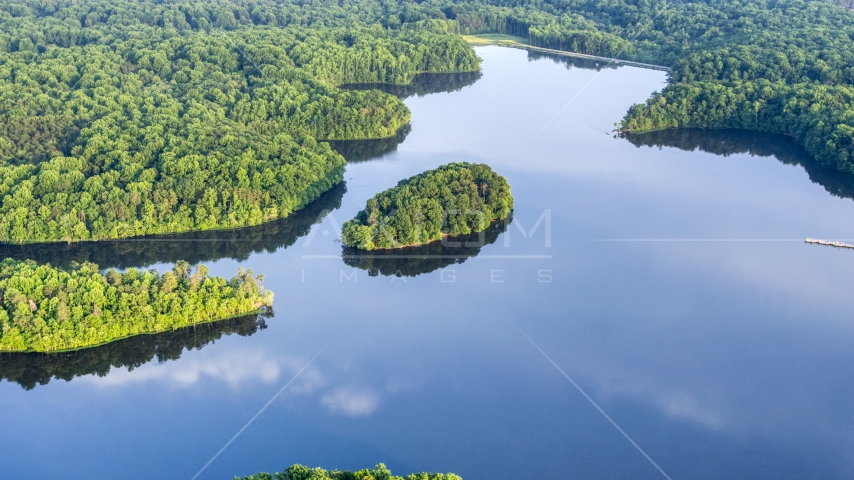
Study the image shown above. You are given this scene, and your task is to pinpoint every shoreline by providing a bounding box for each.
[0,308,267,355]
[0,175,344,246]
[344,219,508,252]
[336,69,481,88]
[463,34,670,71]
[511,45,671,71]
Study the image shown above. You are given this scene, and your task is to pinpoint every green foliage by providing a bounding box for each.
[621,79,854,173]
[0,259,273,352]
[0,1,480,243]
[0,182,346,270]
[576,0,854,173]
[236,463,462,480]
[342,163,513,250]
[354,0,854,174]
[460,0,854,173]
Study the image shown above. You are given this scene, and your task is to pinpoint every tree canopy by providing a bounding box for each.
[0,259,273,352]
[342,162,513,250]
[0,0,480,243]
[236,463,461,480]
[0,182,346,270]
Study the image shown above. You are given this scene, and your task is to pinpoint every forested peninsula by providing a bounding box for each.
[0,0,479,243]
[0,259,272,352]
[342,163,513,250]
[237,463,461,480]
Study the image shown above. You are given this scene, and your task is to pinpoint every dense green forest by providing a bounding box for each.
[0,312,267,389]
[341,162,513,250]
[620,78,854,172]
[0,259,273,352]
[0,182,345,270]
[237,463,461,480]
[0,0,479,243]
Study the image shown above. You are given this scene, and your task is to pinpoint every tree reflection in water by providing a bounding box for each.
[327,124,412,163]
[0,182,346,270]
[342,218,509,277]
[622,128,854,201]
[330,71,483,163]
[0,312,269,390]
[527,51,620,71]
[339,71,482,100]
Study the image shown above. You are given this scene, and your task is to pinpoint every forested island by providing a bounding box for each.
[0,259,272,352]
[237,463,461,480]
[341,163,513,250]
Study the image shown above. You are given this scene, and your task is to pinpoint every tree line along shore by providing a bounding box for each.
[0,259,272,353]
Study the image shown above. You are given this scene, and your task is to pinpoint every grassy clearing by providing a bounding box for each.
[462,34,529,45]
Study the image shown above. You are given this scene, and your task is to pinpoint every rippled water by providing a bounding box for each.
[2,46,854,480]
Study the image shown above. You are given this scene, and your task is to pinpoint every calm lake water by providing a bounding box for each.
[2,46,854,480]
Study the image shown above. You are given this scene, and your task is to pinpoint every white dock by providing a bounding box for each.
[805,238,854,249]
